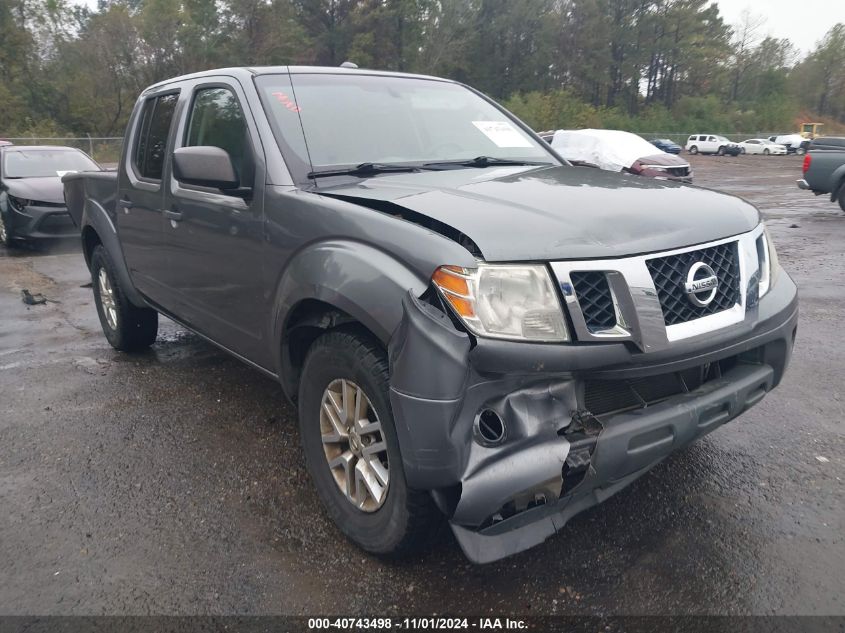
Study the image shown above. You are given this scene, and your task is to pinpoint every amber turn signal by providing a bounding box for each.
[432,266,476,318]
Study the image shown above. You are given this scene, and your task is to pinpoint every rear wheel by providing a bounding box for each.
[741,148,747,154]
[90,245,158,351]
[796,147,806,156]
[838,184,845,213]
[298,330,439,556]
[689,146,698,155]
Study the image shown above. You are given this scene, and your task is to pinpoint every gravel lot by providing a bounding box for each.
[0,154,842,616]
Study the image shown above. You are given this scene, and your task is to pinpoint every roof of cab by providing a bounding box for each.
[142,65,453,94]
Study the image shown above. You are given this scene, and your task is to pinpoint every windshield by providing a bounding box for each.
[256,73,555,176]
[3,149,99,178]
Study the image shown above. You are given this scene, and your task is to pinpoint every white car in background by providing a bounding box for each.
[738,139,788,155]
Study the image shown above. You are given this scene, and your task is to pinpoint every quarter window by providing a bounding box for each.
[134,93,178,181]
[185,87,251,185]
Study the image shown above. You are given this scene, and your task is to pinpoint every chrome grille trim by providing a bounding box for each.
[550,225,764,352]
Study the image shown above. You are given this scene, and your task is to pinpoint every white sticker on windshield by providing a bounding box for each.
[472,121,533,148]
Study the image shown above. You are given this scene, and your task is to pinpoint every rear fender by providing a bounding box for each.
[828,163,845,201]
[80,197,146,308]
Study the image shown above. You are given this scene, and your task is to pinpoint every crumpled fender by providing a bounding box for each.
[389,292,577,524]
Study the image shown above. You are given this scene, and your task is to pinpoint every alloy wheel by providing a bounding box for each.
[320,378,389,512]
[0,212,7,244]
[98,267,118,330]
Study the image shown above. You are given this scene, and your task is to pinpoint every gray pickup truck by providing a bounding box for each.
[63,66,798,564]
[797,137,845,211]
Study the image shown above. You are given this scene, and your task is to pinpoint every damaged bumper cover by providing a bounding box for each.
[388,274,798,564]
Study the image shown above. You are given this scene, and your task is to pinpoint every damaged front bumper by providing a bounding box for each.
[387,273,798,564]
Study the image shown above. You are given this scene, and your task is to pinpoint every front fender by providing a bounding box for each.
[271,238,429,364]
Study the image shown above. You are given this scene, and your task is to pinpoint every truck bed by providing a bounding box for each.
[62,170,118,229]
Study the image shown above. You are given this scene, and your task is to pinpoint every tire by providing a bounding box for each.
[0,210,14,247]
[689,146,698,155]
[741,148,746,154]
[763,148,770,156]
[90,245,158,351]
[838,184,845,213]
[298,330,440,557]
[717,146,726,156]
[796,147,806,156]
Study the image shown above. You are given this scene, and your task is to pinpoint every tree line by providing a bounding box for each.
[1,0,844,138]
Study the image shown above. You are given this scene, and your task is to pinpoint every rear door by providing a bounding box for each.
[159,78,268,365]
[118,91,179,302]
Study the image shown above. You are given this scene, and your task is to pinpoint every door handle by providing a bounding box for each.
[163,208,183,222]
[118,198,134,212]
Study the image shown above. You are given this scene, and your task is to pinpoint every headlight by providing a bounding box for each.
[8,195,30,211]
[757,226,780,297]
[432,264,569,342]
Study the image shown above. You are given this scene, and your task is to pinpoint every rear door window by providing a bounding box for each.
[134,93,179,181]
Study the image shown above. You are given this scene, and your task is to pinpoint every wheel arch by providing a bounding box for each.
[79,198,147,307]
[828,165,845,202]
[81,224,102,270]
[273,240,431,400]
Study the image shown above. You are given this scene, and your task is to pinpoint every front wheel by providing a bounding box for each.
[298,330,440,557]
[763,148,770,156]
[689,146,698,155]
[741,148,747,154]
[838,184,845,213]
[796,147,806,156]
[717,146,726,156]
[90,245,158,351]
[0,211,14,247]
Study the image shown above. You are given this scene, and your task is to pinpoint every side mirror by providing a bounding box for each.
[173,146,239,190]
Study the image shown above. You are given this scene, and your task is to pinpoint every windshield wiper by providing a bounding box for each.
[307,162,420,179]
[423,156,552,169]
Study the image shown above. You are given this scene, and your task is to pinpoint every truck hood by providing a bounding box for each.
[4,176,65,205]
[315,165,759,261]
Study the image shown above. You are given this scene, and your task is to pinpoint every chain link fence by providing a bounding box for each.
[1,137,123,167]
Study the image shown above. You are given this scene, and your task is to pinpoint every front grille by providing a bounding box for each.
[570,271,615,332]
[646,242,740,326]
[667,166,689,178]
[584,357,738,417]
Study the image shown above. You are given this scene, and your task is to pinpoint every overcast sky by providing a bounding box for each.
[72,0,844,56]
[715,0,845,54]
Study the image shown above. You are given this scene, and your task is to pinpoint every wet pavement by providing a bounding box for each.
[0,155,843,616]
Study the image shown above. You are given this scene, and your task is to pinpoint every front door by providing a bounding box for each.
[160,80,268,366]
